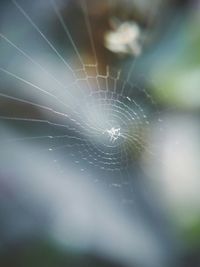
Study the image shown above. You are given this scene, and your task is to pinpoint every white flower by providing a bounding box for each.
[104,21,141,56]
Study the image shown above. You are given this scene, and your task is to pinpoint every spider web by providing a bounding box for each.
[0,0,167,201]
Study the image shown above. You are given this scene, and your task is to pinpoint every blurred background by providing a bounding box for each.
[0,0,200,267]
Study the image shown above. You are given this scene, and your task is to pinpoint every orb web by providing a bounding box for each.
[0,0,165,175]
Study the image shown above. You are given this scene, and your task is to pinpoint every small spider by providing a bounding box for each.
[103,127,121,142]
